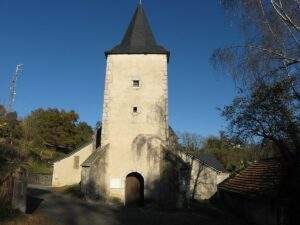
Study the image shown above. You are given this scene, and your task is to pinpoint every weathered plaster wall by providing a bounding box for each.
[177,153,230,201]
[190,162,229,200]
[217,172,230,184]
[52,143,93,187]
[190,163,217,200]
[81,145,109,199]
[100,54,168,201]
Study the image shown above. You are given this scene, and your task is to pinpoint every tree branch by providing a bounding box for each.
[271,0,300,31]
[225,44,300,64]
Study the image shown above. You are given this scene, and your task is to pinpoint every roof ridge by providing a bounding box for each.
[52,141,93,163]
[181,150,226,172]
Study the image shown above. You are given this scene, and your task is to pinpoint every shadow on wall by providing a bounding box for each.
[81,131,212,208]
[80,133,192,208]
[81,179,105,201]
[81,146,108,200]
[132,134,164,164]
[190,163,205,200]
[160,150,190,208]
[132,134,217,207]
[131,133,191,208]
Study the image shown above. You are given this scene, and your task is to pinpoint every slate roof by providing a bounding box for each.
[218,158,286,198]
[184,151,226,172]
[198,154,226,172]
[105,4,169,58]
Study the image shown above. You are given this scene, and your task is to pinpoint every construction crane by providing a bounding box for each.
[7,64,23,113]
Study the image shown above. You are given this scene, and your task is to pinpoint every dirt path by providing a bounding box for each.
[27,187,246,225]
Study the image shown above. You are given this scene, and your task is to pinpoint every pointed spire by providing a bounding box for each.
[105,4,169,58]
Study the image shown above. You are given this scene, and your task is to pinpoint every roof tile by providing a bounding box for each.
[218,158,286,198]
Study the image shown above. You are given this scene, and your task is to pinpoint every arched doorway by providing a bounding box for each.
[125,172,144,206]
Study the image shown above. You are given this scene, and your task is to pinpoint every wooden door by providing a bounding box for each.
[125,176,141,206]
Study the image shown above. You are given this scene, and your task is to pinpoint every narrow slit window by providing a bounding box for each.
[133,107,138,113]
[133,80,140,87]
[73,156,80,169]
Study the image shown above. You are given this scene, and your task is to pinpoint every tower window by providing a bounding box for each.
[133,80,140,87]
[133,107,138,113]
[73,156,80,169]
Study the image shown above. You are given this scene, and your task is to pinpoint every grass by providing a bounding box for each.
[27,160,52,174]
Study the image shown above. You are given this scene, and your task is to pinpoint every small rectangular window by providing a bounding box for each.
[73,156,80,169]
[133,107,138,113]
[133,80,140,87]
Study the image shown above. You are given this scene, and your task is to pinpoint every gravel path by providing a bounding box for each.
[27,187,246,225]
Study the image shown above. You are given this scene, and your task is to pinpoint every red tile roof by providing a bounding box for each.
[218,158,287,198]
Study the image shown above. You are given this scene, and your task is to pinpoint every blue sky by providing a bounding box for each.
[0,0,240,137]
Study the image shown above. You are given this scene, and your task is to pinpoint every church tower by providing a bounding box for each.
[83,4,170,205]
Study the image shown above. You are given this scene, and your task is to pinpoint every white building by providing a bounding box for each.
[51,4,229,206]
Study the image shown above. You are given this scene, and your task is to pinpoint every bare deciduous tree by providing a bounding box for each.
[211,0,300,97]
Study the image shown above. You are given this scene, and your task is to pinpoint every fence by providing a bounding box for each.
[0,173,14,209]
[27,173,53,186]
[0,168,27,212]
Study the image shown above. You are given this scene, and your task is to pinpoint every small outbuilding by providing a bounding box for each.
[180,151,230,200]
[52,142,93,187]
[218,158,288,225]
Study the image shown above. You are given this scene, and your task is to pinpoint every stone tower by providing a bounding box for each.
[82,4,170,205]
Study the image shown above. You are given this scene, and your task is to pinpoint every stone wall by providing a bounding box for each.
[27,173,53,186]
[99,54,169,202]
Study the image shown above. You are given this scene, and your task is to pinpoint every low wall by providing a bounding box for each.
[27,173,53,186]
